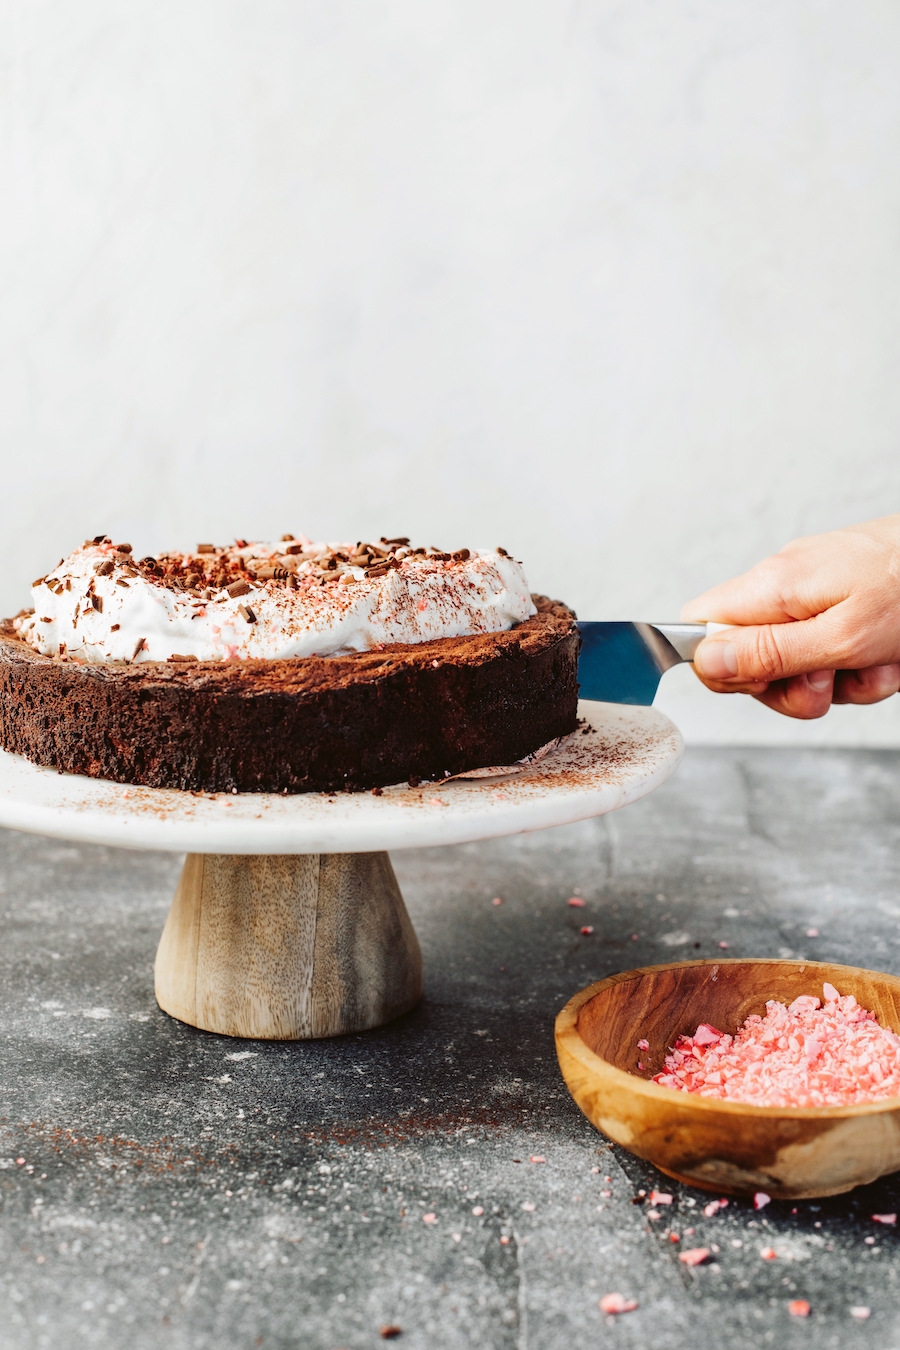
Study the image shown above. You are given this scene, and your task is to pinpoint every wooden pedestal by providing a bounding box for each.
[154,851,423,1039]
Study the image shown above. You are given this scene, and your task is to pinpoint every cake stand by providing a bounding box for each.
[0,702,682,1040]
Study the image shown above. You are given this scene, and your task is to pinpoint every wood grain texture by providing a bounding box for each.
[555,959,900,1198]
[155,851,422,1039]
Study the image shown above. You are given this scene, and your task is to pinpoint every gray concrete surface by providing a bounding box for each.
[2,748,900,1349]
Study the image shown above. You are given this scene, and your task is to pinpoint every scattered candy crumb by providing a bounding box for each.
[703,1199,728,1217]
[754,1192,771,1211]
[580,926,594,936]
[380,1326,403,1340]
[471,1206,484,1216]
[599,1293,638,1314]
[521,1202,536,1212]
[718,941,730,949]
[491,897,503,906]
[646,1209,661,1221]
[499,1236,510,1246]
[653,984,900,1105]
[422,1213,436,1224]
[637,1039,649,1051]
[679,1248,710,1266]
[568,897,586,908]
[872,1213,896,1225]
[789,1299,811,1317]
[529,1155,546,1164]
[649,1190,672,1205]
[759,1247,777,1261]
[850,1306,871,1320]
[806,928,819,937]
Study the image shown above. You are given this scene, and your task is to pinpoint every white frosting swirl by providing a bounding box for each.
[17,537,536,664]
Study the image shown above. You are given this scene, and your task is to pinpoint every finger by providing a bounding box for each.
[832,665,900,705]
[752,670,835,720]
[692,612,862,686]
[689,667,771,697]
[680,548,841,626]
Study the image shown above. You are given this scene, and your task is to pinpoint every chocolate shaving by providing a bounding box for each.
[32,577,46,588]
[451,548,470,561]
[497,546,509,556]
[91,595,103,612]
[183,573,200,590]
[237,604,257,622]
[196,544,216,553]
[131,638,145,660]
[95,560,114,576]
[168,653,198,662]
[114,543,132,553]
[227,579,251,598]
[110,623,120,631]
[91,534,108,545]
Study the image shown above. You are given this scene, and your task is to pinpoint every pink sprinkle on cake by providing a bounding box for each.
[652,983,900,1107]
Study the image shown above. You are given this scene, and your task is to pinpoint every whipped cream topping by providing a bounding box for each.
[16,534,536,665]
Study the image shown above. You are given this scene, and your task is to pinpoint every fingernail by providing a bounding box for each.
[807,670,833,691]
[695,641,738,680]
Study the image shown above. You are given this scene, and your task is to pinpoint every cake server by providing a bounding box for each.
[576,622,714,705]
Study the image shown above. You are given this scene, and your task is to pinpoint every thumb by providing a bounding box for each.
[693,617,841,683]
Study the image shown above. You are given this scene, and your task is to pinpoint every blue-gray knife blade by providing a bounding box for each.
[576,622,709,705]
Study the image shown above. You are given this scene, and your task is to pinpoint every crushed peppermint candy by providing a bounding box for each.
[599,1293,638,1314]
[652,984,900,1106]
[679,1247,710,1266]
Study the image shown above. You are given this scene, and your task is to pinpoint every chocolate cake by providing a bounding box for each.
[0,535,579,792]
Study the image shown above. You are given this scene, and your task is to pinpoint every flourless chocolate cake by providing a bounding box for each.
[0,535,580,792]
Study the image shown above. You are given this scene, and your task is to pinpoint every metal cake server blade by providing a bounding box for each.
[576,622,711,705]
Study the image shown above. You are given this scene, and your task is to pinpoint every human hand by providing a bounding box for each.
[681,514,900,719]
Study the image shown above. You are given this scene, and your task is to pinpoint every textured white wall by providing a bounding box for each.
[2,1,900,743]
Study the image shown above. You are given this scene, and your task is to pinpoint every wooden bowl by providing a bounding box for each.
[555,959,900,1198]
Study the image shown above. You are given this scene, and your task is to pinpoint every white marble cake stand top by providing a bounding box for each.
[0,701,682,855]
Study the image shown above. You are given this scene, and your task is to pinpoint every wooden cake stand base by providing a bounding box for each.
[0,701,682,1040]
[154,852,422,1039]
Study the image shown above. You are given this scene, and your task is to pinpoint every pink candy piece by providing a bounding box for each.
[789,1299,811,1317]
[568,897,586,907]
[637,1039,650,1051]
[580,926,594,936]
[599,1293,638,1314]
[653,983,900,1107]
[703,1198,728,1217]
[649,1190,673,1205]
[679,1247,710,1267]
[754,1192,771,1211]
[759,1246,777,1260]
[850,1306,871,1320]
[872,1213,896,1225]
